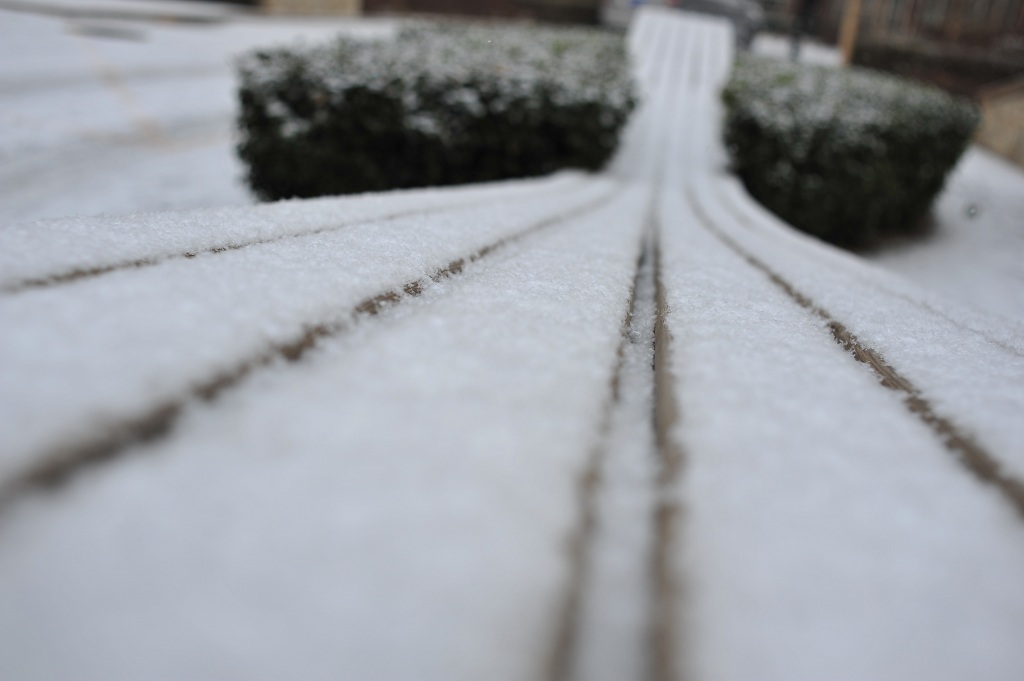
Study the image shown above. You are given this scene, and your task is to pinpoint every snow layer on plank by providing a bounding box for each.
[0,176,613,483]
[609,9,730,185]
[658,188,1024,681]
[717,176,1024,353]
[0,172,584,289]
[606,11,669,182]
[698,176,1024,480]
[573,236,658,681]
[616,9,730,188]
[0,185,649,681]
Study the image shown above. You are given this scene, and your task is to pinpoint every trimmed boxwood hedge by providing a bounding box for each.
[721,57,979,249]
[236,23,636,200]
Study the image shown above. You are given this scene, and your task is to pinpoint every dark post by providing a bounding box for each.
[790,0,822,61]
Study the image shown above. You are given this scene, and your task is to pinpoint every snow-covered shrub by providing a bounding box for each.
[721,57,979,248]
[236,23,636,200]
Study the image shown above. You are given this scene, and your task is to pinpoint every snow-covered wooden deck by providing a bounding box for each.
[2,7,1024,680]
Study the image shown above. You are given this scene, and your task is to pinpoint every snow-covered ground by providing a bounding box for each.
[0,5,395,222]
[870,148,1024,322]
[751,30,842,67]
[1,8,1023,681]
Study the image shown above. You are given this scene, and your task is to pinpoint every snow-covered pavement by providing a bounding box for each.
[2,7,1024,681]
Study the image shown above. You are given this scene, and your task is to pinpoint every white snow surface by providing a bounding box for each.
[0,182,648,681]
[0,171,585,288]
[869,147,1024,323]
[1,0,244,21]
[573,235,658,681]
[659,186,1024,681]
[0,174,609,482]
[702,175,1024,480]
[751,30,842,67]
[0,7,396,222]
[2,7,1024,681]
[655,10,1024,680]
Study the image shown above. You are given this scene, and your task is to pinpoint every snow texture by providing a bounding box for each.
[659,182,1024,681]
[702,176,1024,481]
[0,7,397,222]
[1,6,1023,681]
[0,171,584,288]
[869,147,1024,323]
[572,235,659,681]
[0,182,648,681]
[0,174,608,482]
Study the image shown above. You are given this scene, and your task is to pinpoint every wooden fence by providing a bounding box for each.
[764,0,1024,44]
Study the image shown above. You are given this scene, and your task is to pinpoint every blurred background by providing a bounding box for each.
[1,0,1022,319]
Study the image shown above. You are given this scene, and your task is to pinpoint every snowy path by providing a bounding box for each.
[2,7,1024,681]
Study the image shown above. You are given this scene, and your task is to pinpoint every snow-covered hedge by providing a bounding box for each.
[236,23,636,200]
[721,57,979,248]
